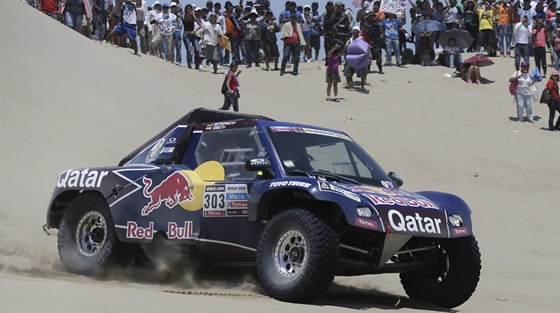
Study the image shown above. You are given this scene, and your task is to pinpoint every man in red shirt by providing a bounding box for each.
[38,0,59,19]
[279,13,306,76]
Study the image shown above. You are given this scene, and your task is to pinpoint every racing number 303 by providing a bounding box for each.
[204,193,225,209]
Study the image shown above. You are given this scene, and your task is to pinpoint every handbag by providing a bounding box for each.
[540,88,552,104]
[508,80,518,95]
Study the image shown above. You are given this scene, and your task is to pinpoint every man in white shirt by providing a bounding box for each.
[150,3,178,62]
[145,1,161,55]
[518,0,536,29]
[104,0,139,55]
[513,15,531,70]
[198,12,223,73]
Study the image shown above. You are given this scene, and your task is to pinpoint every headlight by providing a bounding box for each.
[448,215,463,227]
[356,207,372,218]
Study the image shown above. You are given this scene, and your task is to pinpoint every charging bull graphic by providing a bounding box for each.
[141,171,194,216]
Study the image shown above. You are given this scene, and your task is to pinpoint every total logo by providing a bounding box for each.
[126,221,193,240]
[387,209,443,234]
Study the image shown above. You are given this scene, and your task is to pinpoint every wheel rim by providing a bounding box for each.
[273,230,307,278]
[419,244,450,286]
[75,211,108,257]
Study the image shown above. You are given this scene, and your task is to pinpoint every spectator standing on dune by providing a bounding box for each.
[151,3,178,62]
[104,0,139,55]
[39,0,59,19]
[510,60,535,123]
[60,0,92,34]
[220,62,242,112]
[279,13,306,76]
[197,12,223,74]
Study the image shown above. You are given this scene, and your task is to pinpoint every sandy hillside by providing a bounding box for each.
[1,0,560,312]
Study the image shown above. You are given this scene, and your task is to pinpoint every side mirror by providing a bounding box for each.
[388,171,404,187]
[245,158,274,178]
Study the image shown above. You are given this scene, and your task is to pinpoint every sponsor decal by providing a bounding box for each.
[350,186,410,196]
[125,221,193,240]
[141,172,194,216]
[381,181,394,189]
[387,209,442,234]
[203,184,249,217]
[56,169,109,189]
[355,217,378,230]
[167,137,177,144]
[269,181,312,188]
[364,194,438,209]
[270,126,353,141]
[160,147,175,154]
[452,226,469,236]
[126,221,154,239]
[318,181,361,202]
[167,221,193,239]
[205,121,238,131]
[146,138,166,163]
[270,126,296,132]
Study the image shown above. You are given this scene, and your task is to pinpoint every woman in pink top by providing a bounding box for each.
[532,18,548,77]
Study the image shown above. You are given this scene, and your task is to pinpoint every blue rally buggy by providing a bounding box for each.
[45,108,481,308]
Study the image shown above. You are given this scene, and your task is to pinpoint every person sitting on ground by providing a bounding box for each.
[545,69,560,131]
[419,32,435,65]
[444,37,462,67]
[461,62,481,84]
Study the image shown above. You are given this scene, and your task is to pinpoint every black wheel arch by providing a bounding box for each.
[251,188,344,222]
[47,190,107,229]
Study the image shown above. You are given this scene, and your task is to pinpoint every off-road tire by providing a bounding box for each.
[400,235,481,308]
[256,208,340,303]
[58,193,126,275]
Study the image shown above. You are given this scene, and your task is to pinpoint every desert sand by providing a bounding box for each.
[1,1,559,312]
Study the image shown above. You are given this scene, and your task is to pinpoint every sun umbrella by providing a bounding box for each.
[411,20,445,33]
[437,29,474,51]
[463,55,494,67]
[345,38,371,70]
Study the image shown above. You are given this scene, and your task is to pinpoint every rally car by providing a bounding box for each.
[45,108,481,308]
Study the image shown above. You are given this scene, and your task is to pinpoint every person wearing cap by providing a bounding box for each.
[279,12,306,76]
[545,70,560,130]
[170,2,184,63]
[510,60,535,123]
[243,9,261,68]
[495,1,512,57]
[150,3,179,62]
[195,11,223,73]
[261,10,280,71]
[104,1,139,55]
[513,15,531,71]
[145,1,161,55]
[219,62,242,112]
[183,4,203,69]
[301,5,313,62]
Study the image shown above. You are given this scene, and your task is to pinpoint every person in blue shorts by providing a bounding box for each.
[105,0,139,55]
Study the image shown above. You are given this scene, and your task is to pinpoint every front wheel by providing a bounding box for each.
[256,209,340,303]
[57,193,126,275]
[400,235,481,308]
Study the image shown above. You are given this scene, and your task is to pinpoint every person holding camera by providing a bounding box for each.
[220,62,242,112]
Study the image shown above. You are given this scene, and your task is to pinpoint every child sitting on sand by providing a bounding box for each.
[444,37,462,68]
[326,44,343,102]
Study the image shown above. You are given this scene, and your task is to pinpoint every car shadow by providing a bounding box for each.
[312,282,456,312]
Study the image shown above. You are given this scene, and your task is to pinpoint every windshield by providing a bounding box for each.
[267,126,392,186]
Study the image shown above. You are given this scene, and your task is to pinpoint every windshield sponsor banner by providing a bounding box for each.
[350,186,439,210]
[318,181,361,202]
[379,208,448,236]
[270,126,353,141]
[269,181,312,188]
[203,184,249,217]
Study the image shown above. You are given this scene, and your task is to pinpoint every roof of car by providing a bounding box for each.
[119,108,275,166]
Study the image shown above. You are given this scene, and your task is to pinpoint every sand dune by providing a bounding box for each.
[1,0,559,312]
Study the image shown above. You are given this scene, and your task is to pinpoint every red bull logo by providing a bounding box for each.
[141,171,194,216]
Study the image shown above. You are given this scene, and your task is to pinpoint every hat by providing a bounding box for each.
[245,5,252,10]
[194,7,202,11]
[304,4,311,9]
[170,2,177,7]
[520,60,529,67]
[162,3,170,8]
[153,1,161,5]
[552,69,559,76]
[249,9,258,16]
[352,25,360,31]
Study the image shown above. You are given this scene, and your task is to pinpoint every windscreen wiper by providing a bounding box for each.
[286,169,359,184]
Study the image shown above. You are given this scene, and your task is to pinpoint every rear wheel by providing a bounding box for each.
[57,193,127,275]
[400,235,481,308]
[256,208,339,303]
